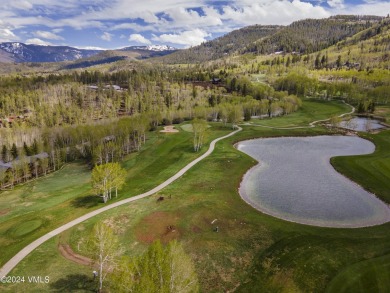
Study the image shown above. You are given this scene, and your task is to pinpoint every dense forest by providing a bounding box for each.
[160,25,281,63]
[160,15,386,64]
[0,65,302,189]
[244,15,383,54]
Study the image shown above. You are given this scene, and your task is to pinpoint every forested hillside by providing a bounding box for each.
[0,62,302,188]
[245,15,383,54]
[160,25,281,63]
[159,15,384,64]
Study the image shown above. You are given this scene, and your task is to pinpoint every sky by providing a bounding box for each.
[0,0,389,49]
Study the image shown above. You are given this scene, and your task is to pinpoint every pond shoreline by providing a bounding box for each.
[235,135,390,229]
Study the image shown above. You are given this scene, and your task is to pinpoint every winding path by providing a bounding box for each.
[0,127,242,277]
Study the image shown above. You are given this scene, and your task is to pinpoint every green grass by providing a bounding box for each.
[375,106,390,123]
[0,125,230,267]
[11,220,43,237]
[0,237,94,293]
[2,102,390,293]
[0,163,93,266]
[331,130,390,203]
[180,123,211,132]
[0,163,91,224]
[250,73,267,84]
[326,254,390,293]
[249,99,351,127]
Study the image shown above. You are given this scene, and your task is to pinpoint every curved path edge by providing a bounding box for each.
[0,126,242,277]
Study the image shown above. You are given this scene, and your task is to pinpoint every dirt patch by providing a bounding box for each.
[135,211,181,244]
[160,125,179,133]
[58,243,93,266]
[103,214,129,234]
[0,209,10,216]
[192,225,202,233]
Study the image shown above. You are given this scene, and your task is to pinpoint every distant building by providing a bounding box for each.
[0,152,49,170]
[87,85,122,91]
[104,85,121,91]
[211,77,222,84]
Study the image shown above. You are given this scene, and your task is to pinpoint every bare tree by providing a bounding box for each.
[0,169,7,189]
[88,222,122,292]
[40,157,49,176]
[191,119,208,152]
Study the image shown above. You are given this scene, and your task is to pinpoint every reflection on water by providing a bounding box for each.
[237,136,390,228]
[339,117,385,132]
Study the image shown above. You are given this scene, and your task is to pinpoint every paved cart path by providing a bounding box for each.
[0,126,242,277]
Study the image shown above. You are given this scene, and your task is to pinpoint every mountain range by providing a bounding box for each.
[0,43,178,63]
[0,15,388,68]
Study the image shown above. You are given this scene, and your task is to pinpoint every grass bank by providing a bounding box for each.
[249,99,350,127]
[331,130,390,203]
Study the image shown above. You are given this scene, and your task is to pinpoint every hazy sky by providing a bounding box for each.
[0,0,389,49]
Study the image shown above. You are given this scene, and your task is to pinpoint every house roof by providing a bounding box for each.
[0,152,49,169]
[0,161,12,170]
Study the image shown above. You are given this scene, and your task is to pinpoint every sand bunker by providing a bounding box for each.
[160,125,179,133]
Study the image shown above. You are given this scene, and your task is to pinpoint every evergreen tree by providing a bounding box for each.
[31,139,39,155]
[23,142,32,156]
[336,55,342,68]
[11,143,18,160]
[2,145,9,163]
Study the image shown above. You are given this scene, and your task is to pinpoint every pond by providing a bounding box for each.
[338,117,385,132]
[237,136,390,228]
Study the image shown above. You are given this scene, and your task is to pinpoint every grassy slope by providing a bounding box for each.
[375,106,390,123]
[326,254,390,293]
[331,130,390,202]
[249,99,350,127]
[0,126,230,267]
[2,100,390,293]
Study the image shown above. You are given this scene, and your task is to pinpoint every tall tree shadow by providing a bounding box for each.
[50,274,97,292]
[71,195,101,208]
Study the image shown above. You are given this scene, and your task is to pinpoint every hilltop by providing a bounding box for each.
[160,15,384,64]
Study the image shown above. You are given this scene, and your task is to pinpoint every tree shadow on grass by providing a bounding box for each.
[71,195,101,208]
[50,274,97,292]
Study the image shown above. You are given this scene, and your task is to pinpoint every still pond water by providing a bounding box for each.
[237,136,390,228]
[338,117,385,132]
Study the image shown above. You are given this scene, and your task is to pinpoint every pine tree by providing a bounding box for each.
[31,139,39,155]
[336,55,342,68]
[2,145,9,163]
[23,142,31,156]
[11,143,18,160]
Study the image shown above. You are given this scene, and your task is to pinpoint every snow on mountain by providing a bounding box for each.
[145,45,177,51]
[121,45,178,52]
[0,42,178,63]
[0,42,101,63]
